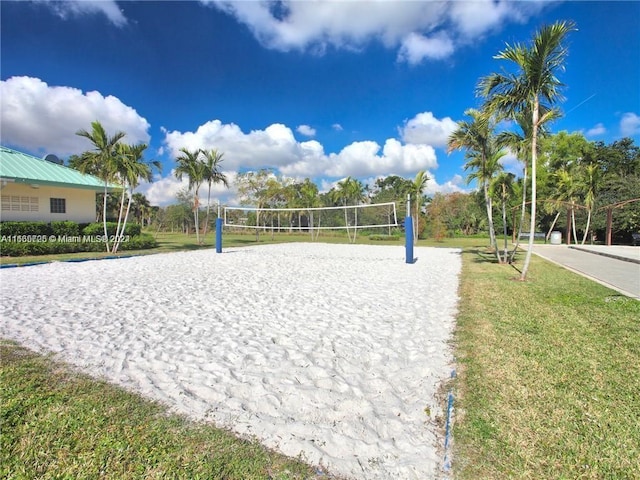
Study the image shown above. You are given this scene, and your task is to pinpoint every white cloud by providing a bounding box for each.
[163,120,302,171]
[499,150,525,175]
[31,0,127,27]
[399,112,458,147]
[163,119,439,181]
[426,176,466,196]
[205,1,443,53]
[332,123,344,131]
[139,170,239,207]
[397,32,454,64]
[586,123,607,137]
[204,0,544,63]
[0,76,150,156]
[448,0,522,38]
[296,124,316,137]
[620,112,640,136]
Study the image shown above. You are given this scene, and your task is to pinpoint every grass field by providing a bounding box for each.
[2,233,639,478]
[454,247,640,479]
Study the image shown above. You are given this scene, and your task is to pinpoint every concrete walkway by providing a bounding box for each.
[532,245,640,299]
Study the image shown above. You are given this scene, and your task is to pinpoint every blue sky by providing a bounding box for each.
[1,1,639,206]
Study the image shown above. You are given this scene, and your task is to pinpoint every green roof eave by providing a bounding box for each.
[0,146,121,192]
[3,176,121,192]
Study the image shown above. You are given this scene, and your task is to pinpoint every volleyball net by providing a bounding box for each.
[223,202,398,239]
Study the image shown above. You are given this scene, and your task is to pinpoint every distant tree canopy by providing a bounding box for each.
[68,127,639,245]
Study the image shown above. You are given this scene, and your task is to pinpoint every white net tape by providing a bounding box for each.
[224,202,398,231]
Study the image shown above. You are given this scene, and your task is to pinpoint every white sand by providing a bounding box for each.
[0,243,461,479]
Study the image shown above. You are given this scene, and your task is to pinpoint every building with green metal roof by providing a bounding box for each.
[0,146,119,223]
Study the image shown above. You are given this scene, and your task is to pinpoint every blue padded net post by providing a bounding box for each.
[215,217,223,253]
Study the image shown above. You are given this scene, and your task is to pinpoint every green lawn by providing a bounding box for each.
[453,247,640,479]
[0,229,476,266]
[0,341,333,480]
[2,235,638,478]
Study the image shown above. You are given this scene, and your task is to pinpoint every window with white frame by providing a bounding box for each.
[50,197,66,214]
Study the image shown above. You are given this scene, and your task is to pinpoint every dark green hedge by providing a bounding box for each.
[0,233,157,257]
[0,221,142,237]
[0,218,156,257]
[0,222,51,236]
[51,221,79,237]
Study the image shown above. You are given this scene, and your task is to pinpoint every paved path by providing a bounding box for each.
[532,245,640,299]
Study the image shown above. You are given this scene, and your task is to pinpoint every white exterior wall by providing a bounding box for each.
[0,183,98,223]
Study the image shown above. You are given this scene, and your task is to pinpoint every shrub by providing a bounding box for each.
[82,222,141,237]
[0,222,51,236]
[124,223,142,236]
[0,242,29,257]
[50,221,79,237]
[119,234,157,251]
[0,233,156,257]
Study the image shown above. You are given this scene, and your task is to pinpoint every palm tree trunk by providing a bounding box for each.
[354,207,358,242]
[520,98,539,281]
[413,201,419,244]
[203,185,212,239]
[581,209,592,245]
[315,213,321,241]
[113,190,133,253]
[502,198,508,264]
[102,183,110,252]
[509,166,528,263]
[194,195,201,244]
[343,207,353,242]
[571,208,578,244]
[545,211,561,240]
[484,184,500,262]
[114,187,126,244]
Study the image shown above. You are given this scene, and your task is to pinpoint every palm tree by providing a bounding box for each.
[554,168,579,244]
[448,108,502,262]
[497,107,559,262]
[575,155,601,245]
[479,20,575,280]
[490,172,516,263]
[236,169,274,241]
[263,176,288,238]
[200,149,229,239]
[76,121,126,252]
[332,177,366,242]
[112,143,159,253]
[298,179,321,240]
[112,143,131,246]
[174,148,206,244]
[409,170,429,243]
[131,193,151,226]
[478,22,574,280]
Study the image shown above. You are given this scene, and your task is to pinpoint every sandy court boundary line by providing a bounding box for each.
[0,243,462,479]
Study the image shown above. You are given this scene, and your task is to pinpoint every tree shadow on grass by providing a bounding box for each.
[466,247,499,264]
[466,247,525,275]
[154,243,213,252]
[230,238,268,245]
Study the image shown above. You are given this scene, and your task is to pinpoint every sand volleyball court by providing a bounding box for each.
[1,243,461,479]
